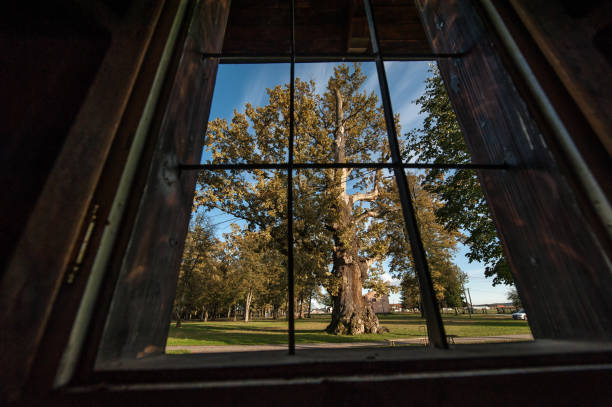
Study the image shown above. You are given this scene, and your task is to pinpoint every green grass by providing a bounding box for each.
[166,313,531,346]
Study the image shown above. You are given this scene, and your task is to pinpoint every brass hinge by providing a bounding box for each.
[66,204,100,284]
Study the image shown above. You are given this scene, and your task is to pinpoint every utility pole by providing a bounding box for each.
[467,288,474,316]
[462,283,472,319]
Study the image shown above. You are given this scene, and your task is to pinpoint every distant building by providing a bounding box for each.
[390,303,402,313]
[364,292,390,313]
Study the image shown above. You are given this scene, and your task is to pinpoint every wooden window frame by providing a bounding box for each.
[3,0,612,405]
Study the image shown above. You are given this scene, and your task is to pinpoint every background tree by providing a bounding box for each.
[387,172,467,310]
[507,288,522,308]
[174,216,217,327]
[406,66,512,286]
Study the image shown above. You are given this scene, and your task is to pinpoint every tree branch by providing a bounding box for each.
[355,209,382,223]
[350,169,380,203]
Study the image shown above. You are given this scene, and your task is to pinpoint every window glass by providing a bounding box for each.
[166,169,289,354]
[293,62,389,163]
[292,168,430,346]
[203,64,290,164]
[404,168,532,345]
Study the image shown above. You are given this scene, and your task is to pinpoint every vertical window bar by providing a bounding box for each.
[287,0,296,355]
[362,0,448,349]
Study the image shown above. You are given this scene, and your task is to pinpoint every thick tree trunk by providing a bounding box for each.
[307,292,312,318]
[298,297,305,319]
[325,88,383,335]
[174,307,183,328]
[326,246,382,334]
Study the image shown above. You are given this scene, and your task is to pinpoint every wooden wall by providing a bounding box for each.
[0,0,169,400]
[415,0,612,340]
[509,0,612,157]
[2,0,612,404]
[96,0,231,363]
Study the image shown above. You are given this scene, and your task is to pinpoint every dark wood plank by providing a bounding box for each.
[222,0,290,54]
[0,1,166,401]
[509,0,612,157]
[23,0,183,395]
[94,340,612,383]
[39,363,612,407]
[0,4,110,274]
[96,0,231,363]
[489,0,612,283]
[374,1,430,53]
[415,0,612,340]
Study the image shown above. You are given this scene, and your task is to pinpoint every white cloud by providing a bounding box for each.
[296,63,336,95]
[239,68,270,110]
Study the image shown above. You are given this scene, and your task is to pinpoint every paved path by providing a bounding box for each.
[166,334,533,353]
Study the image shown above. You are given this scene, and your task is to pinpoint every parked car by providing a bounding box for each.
[512,309,527,320]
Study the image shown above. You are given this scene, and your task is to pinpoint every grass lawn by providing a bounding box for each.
[166,313,531,346]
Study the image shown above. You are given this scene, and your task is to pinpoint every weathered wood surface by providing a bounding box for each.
[222,0,291,54]
[415,0,612,339]
[490,0,612,275]
[509,0,612,157]
[0,1,166,400]
[221,0,430,55]
[24,0,183,394]
[0,4,110,274]
[97,0,231,362]
[32,348,612,406]
[373,0,430,53]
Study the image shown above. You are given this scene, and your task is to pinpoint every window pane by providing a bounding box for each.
[166,169,289,355]
[293,62,390,163]
[203,64,290,164]
[292,168,430,348]
[222,0,291,55]
[404,168,533,345]
[373,0,430,54]
[385,61,496,165]
[295,0,372,55]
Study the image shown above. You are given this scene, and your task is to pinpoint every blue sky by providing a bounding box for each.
[200,62,513,305]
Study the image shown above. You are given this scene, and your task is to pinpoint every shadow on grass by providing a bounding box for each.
[167,314,529,346]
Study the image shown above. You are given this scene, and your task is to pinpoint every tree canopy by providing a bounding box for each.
[175,63,470,332]
[406,66,512,286]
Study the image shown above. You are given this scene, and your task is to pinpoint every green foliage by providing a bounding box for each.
[174,216,227,319]
[186,63,468,322]
[314,289,334,309]
[406,66,512,286]
[506,287,522,308]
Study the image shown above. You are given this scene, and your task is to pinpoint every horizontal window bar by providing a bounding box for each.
[179,162,509,171]
[200,52,465,64]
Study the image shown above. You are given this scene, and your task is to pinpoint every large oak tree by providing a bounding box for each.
[196,64,463,334]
